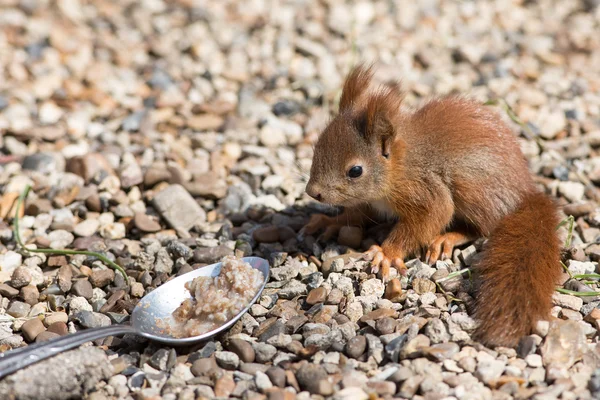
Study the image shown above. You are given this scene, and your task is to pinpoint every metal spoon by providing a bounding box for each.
[0,256,270,379]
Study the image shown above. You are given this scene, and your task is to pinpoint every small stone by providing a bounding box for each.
[295,363,329,395]
[525,354,543,368]
[73,219,100,237]
[215,351,240,370]
[226,339,255,363]
[68,296,93,314]
[558,181,585,203]
[384,279,402,301]
[35,331,60,343]
[540,319,586,368]
[21,317,46,341]
[99,223,126,240]
[214,374,235,398]
[253,342,277,363]
[367,381,396,396]
[130,282,145,297]
[534,320,550,337]
[337,226,362,248]
[44,312,68,326]
[346,335,367,359]
[154,248,173,274]
[552,292,583,311]
[47,321,68,336]
[253,226,280,243]
[152,184,206,232]
[255,371,273,392]
[376,317,396,335]
[21,285,39,305]
[359,308,397,322]
[306,287,327,305]
[7,301,31,318]
[48,230,74,249]
[193,245,234,264]
[57,264,73,293]
[326,288,344,304]
[72,311,111,328]
[412,278,436,294]
[0,284,19,297]
[191,357,218,376]
[134,213,162,233]
[90,270,115,288]
[266,367,286,388]
[360,279,384,297]
[149,349,171,371]
[11,266,32,289]
[424,318,449,344]
[72,279,93,300]
[475,358,506,384]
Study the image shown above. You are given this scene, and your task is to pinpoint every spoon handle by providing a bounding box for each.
[0,324,136,379]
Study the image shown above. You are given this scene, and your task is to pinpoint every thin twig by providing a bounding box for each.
[13,185,129,284]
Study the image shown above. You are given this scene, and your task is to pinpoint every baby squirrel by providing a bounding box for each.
[303,65,561,347]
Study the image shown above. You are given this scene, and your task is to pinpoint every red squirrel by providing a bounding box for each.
[303,65,562,347]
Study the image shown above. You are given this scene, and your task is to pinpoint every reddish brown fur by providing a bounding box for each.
[306,65,562,347]
[472,191,561,346]
[339,64,375,112]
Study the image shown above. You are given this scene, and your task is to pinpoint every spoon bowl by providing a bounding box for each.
[132,256,270,344]
[0,257,270,378]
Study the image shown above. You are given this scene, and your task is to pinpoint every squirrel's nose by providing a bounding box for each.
[306,183,323,202]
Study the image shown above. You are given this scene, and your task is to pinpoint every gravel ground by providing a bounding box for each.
[1,0,600,399]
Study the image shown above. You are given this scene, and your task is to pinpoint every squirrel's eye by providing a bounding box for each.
[348,166,363,178]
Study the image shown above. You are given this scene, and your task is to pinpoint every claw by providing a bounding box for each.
[364,244,405,281]
[425,232,472,265]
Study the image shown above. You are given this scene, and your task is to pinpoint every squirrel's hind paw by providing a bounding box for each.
[425,232,473,265]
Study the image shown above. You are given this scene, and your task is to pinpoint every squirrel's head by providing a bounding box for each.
[306,65,404,207]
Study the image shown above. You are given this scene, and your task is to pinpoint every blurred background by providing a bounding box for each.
[1,1,599,213]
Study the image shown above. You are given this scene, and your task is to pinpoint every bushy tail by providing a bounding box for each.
[473,191,562,347]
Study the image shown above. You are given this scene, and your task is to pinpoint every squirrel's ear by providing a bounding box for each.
[339,64,374,112]
[365,87,403,158]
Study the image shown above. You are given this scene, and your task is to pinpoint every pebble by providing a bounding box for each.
[306,287,327,305]
[253,343,277,363]
[72,311,112,328]
[215,351,240,370]
[253,226,280,243]
[360,279,385,297]
[21,317,46,341]
[540,320,586,368]
[90,269,115,287]
[345,335,366,359]
[295,364,330,395]
[552,292,584,311]
[193,245,233,264]
[226,339,255,363]
[152,184,206,232]
[10,266,32,288]
[71,279,93,299]
[384,278,402,301]
[7,301,31,318]
[134,213,162,233]
[73,219,100,237]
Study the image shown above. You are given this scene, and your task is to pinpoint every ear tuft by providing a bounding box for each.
[339,63,375,112]
[365,85,403,138]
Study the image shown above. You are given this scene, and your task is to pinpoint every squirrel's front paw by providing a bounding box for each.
[300,213,342,242]
[364,244,406,281]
